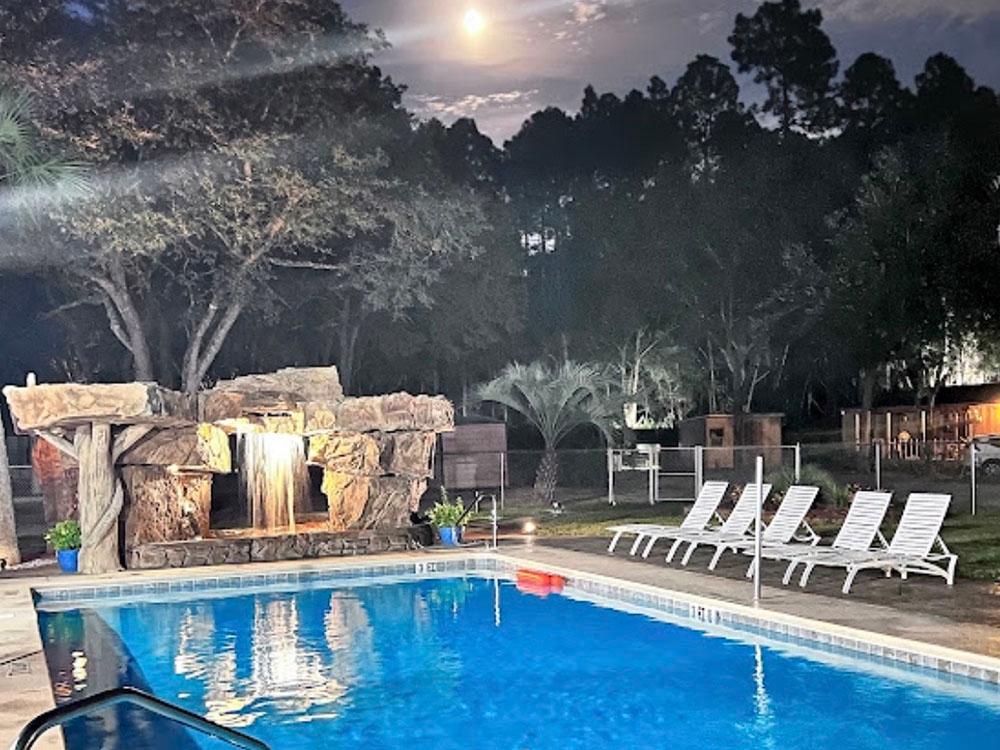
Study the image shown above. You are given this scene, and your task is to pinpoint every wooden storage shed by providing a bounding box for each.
[678,413,784,469]
[440,418,507,490]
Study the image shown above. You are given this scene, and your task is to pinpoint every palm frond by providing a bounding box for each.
[475,359,616,448]
[0,86,89,216]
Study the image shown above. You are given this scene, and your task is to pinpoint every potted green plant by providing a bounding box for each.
[45,520,81,573]
[428,490,466,546]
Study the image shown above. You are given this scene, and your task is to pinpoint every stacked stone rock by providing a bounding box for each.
[3,366,454,572]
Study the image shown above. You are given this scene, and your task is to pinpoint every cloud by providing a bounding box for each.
[816,1,1000,24]
[572,2,608,26]
[410,89,541,119]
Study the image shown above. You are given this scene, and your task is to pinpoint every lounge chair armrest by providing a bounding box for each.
[793,520,821,545]
[934,534,951,556]
[875,529,890,549]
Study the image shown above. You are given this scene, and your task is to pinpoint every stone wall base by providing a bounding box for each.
[128,527,420,570]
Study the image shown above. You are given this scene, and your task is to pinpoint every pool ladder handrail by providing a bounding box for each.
[11,685,270,750]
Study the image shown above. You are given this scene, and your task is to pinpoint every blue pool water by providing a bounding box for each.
[38,575,1000,749]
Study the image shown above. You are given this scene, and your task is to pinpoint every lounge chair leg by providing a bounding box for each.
[629,535,645,556]
[947,556,957,585]
[665,539,683,563]
[680,542,699,566]
[641,537,657,558]
[745,557,759,579]
[900,566,908,580]
[799,562,816,587]
[607,532,623,554]
[708,545,726,570]
[782,561,798,585]
[842,566,860,594]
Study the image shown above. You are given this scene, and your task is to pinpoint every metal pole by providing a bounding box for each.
[653,444,661,504]
[753,455,764,606]
[971,441,977,516]
[694,445,704,498]
[499,452,506,511]
[794,442,801,483]
[647,447,655,505]
[491,495,499,549]
[607,447,615,506]
[874,441,881,490]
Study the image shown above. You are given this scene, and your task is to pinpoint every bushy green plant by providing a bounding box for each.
[44,520,81,551]
[767,463,851,508]
[428,498,466,527]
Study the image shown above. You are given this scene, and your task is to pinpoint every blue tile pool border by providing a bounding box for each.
[32,555,501,606]
[30,551,1000,687]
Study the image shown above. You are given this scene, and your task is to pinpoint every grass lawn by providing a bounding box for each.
[507,491,1000,581]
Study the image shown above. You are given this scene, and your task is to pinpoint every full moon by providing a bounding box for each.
[463,8,486,36]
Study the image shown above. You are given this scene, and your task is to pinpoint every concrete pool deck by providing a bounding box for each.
[3,543,1000,748]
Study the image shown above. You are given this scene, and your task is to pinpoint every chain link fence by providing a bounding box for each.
[446,441,986,515]
[5,435,41,499]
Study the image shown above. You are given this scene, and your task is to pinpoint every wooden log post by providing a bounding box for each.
[75,423,124,574]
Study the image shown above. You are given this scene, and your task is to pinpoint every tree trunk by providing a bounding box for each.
[533,448,559,505]
[75,423,122,574]
[0,418,21,566]
[337,302,361,395]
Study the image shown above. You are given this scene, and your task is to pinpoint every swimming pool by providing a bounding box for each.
[36,570,1000,749]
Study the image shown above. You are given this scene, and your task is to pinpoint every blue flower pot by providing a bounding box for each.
[438,526,461,547]
[57,549,79,574]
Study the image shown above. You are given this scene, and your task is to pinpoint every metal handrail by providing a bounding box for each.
[12,686,270,750]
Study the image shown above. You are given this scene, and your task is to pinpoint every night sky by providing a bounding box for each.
[340,0,1000,143]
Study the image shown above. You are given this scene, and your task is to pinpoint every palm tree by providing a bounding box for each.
[0,88,86,567]
[476,360,615,505]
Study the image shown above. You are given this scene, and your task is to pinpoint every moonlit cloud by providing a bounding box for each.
[341,0,1000,143]
[411,89,541,119]
[817,1,1000,23]
[572,2,608,26]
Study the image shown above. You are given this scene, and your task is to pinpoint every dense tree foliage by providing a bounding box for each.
[1,0,999,443]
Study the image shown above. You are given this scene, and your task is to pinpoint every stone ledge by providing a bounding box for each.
[128,528,420,569]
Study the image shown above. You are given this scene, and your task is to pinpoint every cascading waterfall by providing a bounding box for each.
[239,432,311,532]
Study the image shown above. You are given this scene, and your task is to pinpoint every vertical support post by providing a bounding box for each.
[75,423,123,574]
[653,444,661,504]
[874,441,881,490]
[607,447,616,506]
[921,410,927,442]
[647,450,655,505]
[794,442,801,483]
[499,452,506,511]
[491,494,499,550]
[694,445,704,499]
[854,412,861,448]
[753,455,764,607]
[971,441,977,516]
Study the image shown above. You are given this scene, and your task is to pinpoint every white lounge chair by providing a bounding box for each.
[663,482,773,565]
[790,492,955,594]
[701,485,820,571]
[605,480,729,555]
[761,490,892,583]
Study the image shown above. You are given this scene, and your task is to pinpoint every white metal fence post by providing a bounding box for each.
[753,455,764,606]
[971,442,977,516]
[607,447,616,506]
[794,442,801,483]
[653,444,661,504]
[499,452,506,511]
[874,441,881,490]
[491,495,499,550]
[694,445,704,498]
